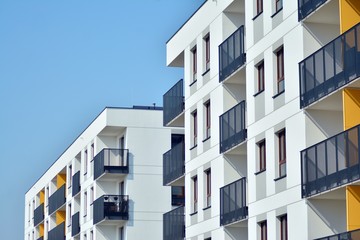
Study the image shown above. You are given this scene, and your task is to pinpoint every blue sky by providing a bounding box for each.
[0,0,203,239]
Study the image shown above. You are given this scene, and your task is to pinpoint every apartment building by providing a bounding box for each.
[24,107,183,240]
[163,0,360,239]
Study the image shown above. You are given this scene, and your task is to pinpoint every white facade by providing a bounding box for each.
[165,0,360,239]
[25,107,180,240]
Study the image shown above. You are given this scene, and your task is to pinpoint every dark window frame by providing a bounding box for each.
[260,220,267,240]
[280,215,288,240]
[278,129,286,177]
[192,46,197,81]
[205,169,211,207]
[192,110,198,147]
[258,140,266,172]
[276,47,284,93]
[205,34,210,71]
[205,101,211,139]
[193,176,198,213]
[257,0,263,15]
[257,61,265,93]
[275,0,283,12]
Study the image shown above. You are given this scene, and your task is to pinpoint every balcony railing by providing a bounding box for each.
[315,228,360,240]
[163,79,184,126]
[299,22,360,108]
[34,203,44,226]
[163,141,185,185]
[93,195,129,225]
[220,177,248,226]
[219,25,246,82]
[48,185,66,215]
[37,237,44,240]
[163,206,185,240]
[48,222,65,240]
[72,171,80,197]
[93,149,129,180]
[219,101,247,153]
[71,212,80,237]
[301,124,360,198]
[171,195,185,206]
[298,0,327,21]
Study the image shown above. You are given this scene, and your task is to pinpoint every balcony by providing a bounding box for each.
[301,124,360,198]
[93,149,129,180]
[299,22,360,109]
[220,177,248,226]
[93,195,129,225]
[34,203,44,226]
[48,185,66,215]
[298,0,328,21]
[71,212,80,237]
[163,79,184,127]
[48,222,65,240]
[163,206,185,240]
[37,237,44,240]
[163,140,185,185]
[219,101,247,153]
[219,25,246,82]
[315,228,360,240]
[72,171,80,197]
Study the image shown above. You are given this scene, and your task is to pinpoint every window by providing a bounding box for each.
[278,129,286,177]
[171,186,185,206]
[257,0,263,15]
[68,165,72,188]
[204,34,210,71]
[275,0,282,12]
[84,191,87,217]
[258,140,266,172]
[192,46,197,81]
[84,234,87,240]
[90,230,93,240]
[205,169,211,207]
[67,203,71,227]
[257,61,265,93]
[84,149,88,175]
[279,215,288,240]
[192,110,198,147]
[119,227,124,240]
[260,221,267,240]
[91,144,94,160]
[276,47,284,93]
[90,187,94,205]
[204,101,211,139]
[193,176,198,213]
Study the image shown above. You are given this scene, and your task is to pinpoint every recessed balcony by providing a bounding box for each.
[71,212,80,237]
[34,203,44,226]
[220,177,248,226]
[93,195,129,225]
[93,149,129,181]
[301,124,360,198]
[219,25,246,82]
[163,79,184,127]
[48,185,66,215]
[315,228,360,240]
[298,0,328,21]
[72,171,80,197]
[48,222,65,240]
[299,22,360,109]
[163,140,185,186]
[163,206,185,240]
[219,101,247,153]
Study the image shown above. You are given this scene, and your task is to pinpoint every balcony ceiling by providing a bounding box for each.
[306,0,339,25]
[224,0,245,13]
[99,126,125,136]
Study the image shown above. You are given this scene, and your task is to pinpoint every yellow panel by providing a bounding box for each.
[57,174,66,189]
[343,88,360,130]
[40,190,45,205]
[339,0,360,33]
[56,210,66,225]
[346,186,360,230]
[39,224,44,237]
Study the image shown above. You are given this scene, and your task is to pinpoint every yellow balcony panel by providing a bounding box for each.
[340,0,360,33]
[343,88,360,130]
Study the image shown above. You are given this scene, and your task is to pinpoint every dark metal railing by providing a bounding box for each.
[315,228,360,240]
[94,149,129,180]
[37,237,44,240]
[163,79,184,126]
[48,221,65,240]
[71,212,80,237]
[301,124,360,198]
[163,206,185,240]
[299,22,360,108]
[72,171,81,197]
[48,185,66,215]
[171,195,185,206]
[219,101,247,153]
[93,195,129,225]
[219,25,246,82]
[34,203,44,226]
[220,177,248,226]
[163,141,185,185]
[298,0,327,21]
